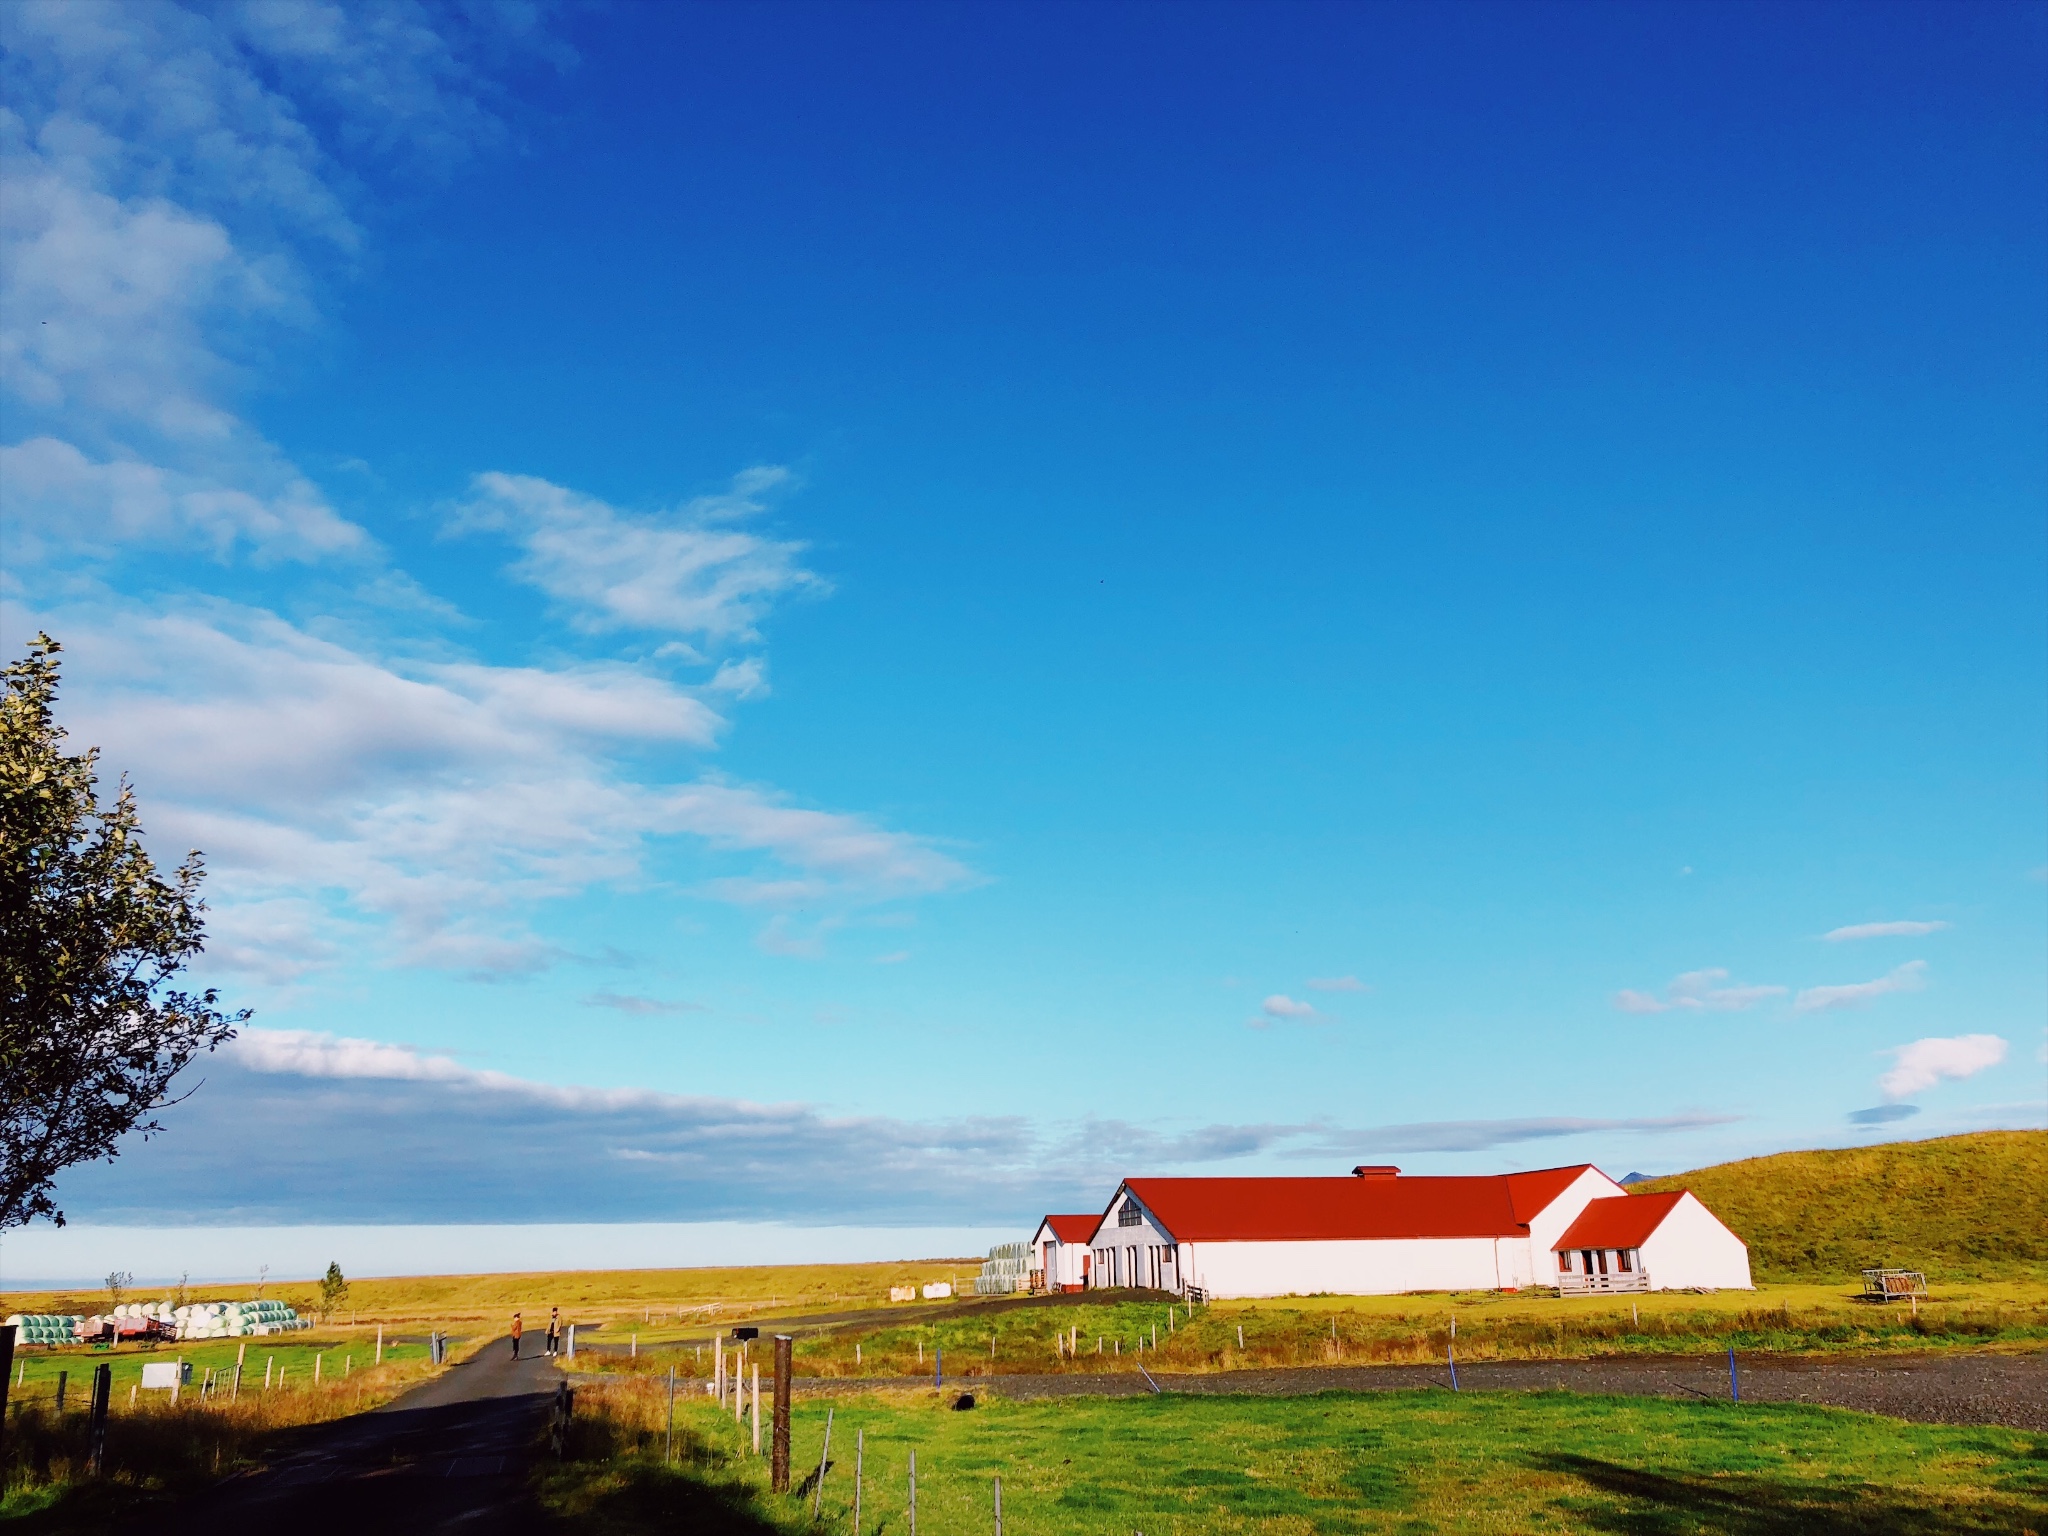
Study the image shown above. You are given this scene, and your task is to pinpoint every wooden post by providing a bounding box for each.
[0,1324,14,1460]
[1237,1324,1244,1349]
[664,1367,676,1464]
[854,1427,863,1534]
[315,1353,322,1385]
[909,1448,917,1536]
[751,1365,761,1455]
[86,1363,111,1476]
[770,1334,793,1493]
[376,1325,384,1365]
[715,1337,724,1404]
[56,1369,68,1413]
[995,1472,1003,1536]
[813,1405,834,1517]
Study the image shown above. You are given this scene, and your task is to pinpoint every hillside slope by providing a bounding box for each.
[1633,1130,2047,1281]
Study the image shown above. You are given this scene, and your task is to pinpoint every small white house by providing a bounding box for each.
[1552,1190,1752,1292]
[1081,1164,1751,1298]
[1031,1214,1097,1292]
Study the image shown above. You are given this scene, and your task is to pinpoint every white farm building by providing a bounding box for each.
[1080,1164,1751,1298]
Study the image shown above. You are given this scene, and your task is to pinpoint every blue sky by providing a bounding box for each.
[3,1,2043,1279]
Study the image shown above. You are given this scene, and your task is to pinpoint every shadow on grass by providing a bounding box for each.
[1532,1453,2045,1536]
[534,1460,791,1536]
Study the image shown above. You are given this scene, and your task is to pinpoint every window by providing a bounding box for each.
[1117,1200,1142,1227]
[1558,1250,1573,1272]
[1616,1249,1632,1273]
[1595,1249,1608,1275]
[1582,1250,1597,1275]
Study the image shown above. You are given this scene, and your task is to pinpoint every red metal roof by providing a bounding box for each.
[1552,1191,1688,1251]
[1038,1213,1099,1244]
[1115,1166,1601,1243]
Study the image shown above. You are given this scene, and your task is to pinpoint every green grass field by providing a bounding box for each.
[1632,1129,2047,1281]
[542,1382,2048,1534]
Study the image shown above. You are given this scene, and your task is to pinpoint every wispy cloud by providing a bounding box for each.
[1824,920,1950,942]
[582,992,708,1016]
[1247,994,1319,1028]
[1306,975,1368,993]
[1848,1104,1920,1126]
[0,0,547,567]
[1299,1113,1740,1156]
[1877,1034,2007,1100]
[457,470,826,642]
[1613,969,1786,1015]
[1795,960,1927,1014]
[19,597,975,978]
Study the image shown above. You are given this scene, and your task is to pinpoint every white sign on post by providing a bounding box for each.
[139,1362,180,1390]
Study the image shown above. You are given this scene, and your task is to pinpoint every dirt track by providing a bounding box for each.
[787,1349,2048,1430]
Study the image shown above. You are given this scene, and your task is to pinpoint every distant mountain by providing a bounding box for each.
[1618,1172,1656,1185]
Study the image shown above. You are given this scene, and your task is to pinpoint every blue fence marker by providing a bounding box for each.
[935,1348,942,1390]
[1727,1348,1739,1402]
[1448,1345,1459,1392]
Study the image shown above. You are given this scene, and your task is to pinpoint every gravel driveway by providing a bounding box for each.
[789,1350,2048,1430]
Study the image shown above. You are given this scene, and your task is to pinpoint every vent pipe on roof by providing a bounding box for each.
[1352,1165,1400,1178]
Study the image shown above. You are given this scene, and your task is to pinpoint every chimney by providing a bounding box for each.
[1352,1165,1400,1179]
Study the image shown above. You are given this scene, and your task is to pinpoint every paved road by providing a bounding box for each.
[784,1349,2048,1430]
[142,1338,562,1536]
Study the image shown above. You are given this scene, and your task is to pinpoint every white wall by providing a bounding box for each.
[1638,1193,1753,1290]
[1183,1237,1508,1298]
[1086,1191,1180,1291]
[1521,1167,1630,1287]
[1033,1228,1089,1289]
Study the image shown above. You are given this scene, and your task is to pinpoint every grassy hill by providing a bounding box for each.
[1633,1129,2047,1281]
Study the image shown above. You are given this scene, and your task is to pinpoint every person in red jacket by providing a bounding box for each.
[511,1312,523,1360]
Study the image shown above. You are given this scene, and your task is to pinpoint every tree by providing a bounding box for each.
[1,634,246,1229]
[318,1261,349,1321]
[105,1270,132,1311]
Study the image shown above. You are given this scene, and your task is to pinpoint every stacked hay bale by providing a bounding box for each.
[3,1313,84,1345]
[973,1241,1034,1295]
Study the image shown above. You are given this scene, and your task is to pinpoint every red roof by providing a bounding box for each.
[1552,1191,1687,1251]
[1038,1213,1098,1244]
[1115,1166,1602,1243]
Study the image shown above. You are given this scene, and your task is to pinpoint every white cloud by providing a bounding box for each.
[0,1,555,567]
[1824,920,1950,942]
[1795,960,1927,1014]
[458,470,826,641]
[20,597,974,976]
[1262,994,1317,1019]
[1613,968,1786,1014]
[1878,1034,2008,1100]
[1305,975,1368,993]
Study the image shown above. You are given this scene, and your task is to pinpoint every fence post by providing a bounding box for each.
[995,1472,1003,1536]
[752,1365,761,1455]
[1728,1348,1740,1402]
[0,1324,14,1461]
[56,1369,68,1413]
[771,1334,793,1493]
[813,1405,834,1517]
[854,1427,863,1534]
[86,1364,111,1477]
[665,1367,676,1464]
[909,1448,917,1536]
